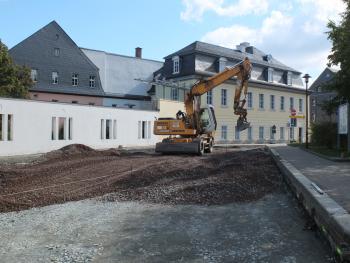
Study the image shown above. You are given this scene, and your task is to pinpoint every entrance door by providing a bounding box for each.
[298,127,302,143]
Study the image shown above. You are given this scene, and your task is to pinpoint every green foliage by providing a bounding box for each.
[311,122,337,149]
[327,0,350,101]
[0,40,32,98]
[320,97,341,122]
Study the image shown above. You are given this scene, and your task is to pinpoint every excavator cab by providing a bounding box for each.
[199,105,217,133]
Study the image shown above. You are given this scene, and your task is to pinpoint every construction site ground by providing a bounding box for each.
[0,146,332,262]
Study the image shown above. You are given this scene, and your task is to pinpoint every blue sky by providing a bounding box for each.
[0,0,346,84]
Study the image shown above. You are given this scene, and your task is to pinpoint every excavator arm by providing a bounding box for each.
[184,57,252,131]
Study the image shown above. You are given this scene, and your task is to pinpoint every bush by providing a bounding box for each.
[311,122,337,149]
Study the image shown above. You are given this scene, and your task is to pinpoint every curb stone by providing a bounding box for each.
[268,147,350,262]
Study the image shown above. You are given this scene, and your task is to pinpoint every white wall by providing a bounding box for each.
[0,98,159,156]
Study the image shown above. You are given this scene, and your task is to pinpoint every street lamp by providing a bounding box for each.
[303,73,311,149]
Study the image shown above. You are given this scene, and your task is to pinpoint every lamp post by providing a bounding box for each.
[303,74,311,149]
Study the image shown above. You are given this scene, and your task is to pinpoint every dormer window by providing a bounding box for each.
[89,76,96,88]
[219,57,227,72]
[172,56,180,74]
[264,54,272,63]
[287,72,292,86]
[72,73,78,86]
[267,68,274,83]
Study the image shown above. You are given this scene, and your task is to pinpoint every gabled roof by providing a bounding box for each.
[309,67,338,91]
[164,41,300,73]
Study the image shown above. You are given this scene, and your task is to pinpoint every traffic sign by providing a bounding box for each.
[291,108,297,116]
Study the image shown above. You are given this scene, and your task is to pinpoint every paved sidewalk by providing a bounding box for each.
[273,146,350,213]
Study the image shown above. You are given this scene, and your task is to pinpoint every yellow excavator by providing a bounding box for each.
[154,57,252,155]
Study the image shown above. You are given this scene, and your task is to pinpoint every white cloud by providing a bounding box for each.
[199,1,346,83]
[180,0,269,21]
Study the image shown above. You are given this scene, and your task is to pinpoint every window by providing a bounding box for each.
[299,98,303,112]
[58,117,66,140]
[171,87,179,101]
[52,99,59,102]
[270,126,275,140]
[7,114,13,141]
[31,69,38,82]
[72,101,78,104]
[247,127,252,141]
[68,118,73,140]
[235,126,240,140]
[247,92,253,108]
[72,73,78,86]
[0,114,3,141]
[290,97,294,110]
[172,56,180,74]
[312,99,316,107]
[221,89,227,106]
[290,127,295,140]
[259,126,264,140]
[259,94,264,109]
[268,68,274,82]
[138,121,150,139]
[106,119,112,139]
[89,76,96,88]
[270,95,275,110]
[280,127,285,140]
[221,125,227,140]
[54,48,60,57]
[51,117,56,140]
[207,90,213,105]
[89,103,95,106]
[280,96,285,111]
[113,120,117,139]
[101,119,105,139]
[219,57,227,72]
[52,72,58,84]
[287,72,292,85]
[312,113,316,122]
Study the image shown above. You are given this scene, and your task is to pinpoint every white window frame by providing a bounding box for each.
[207,90,213,105]
[287,72,292,85]
[221,125,227,140]
[290,97,294,110]
[172,56,180,74]
[31,69,38,82]
[89,76,96,88]
[299,98,303,112]
[259,94,264,109]
[219,57,227,72]
[268,68,274,83]
[171,87,179,101]
[259,126,264,140]
[72,73,78,86]
[54,48,60,57]
[270,95,275,110]
[221,89,227,106]
[280,127,285,140]
[280,96,285,111]
[247,92,253,108]
[52,72,58,84]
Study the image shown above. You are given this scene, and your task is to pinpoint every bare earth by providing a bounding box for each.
[0,146,281,212]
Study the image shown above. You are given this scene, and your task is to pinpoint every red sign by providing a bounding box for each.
[291,108,296,116]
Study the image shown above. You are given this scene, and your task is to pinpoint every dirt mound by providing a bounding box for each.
[44,144,120,160]
[0,147,282,213]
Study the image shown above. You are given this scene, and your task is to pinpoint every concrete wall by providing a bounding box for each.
[29,92,103,106]
[0,98,159,156]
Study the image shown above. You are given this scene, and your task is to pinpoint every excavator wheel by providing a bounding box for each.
[198,140,205,156]
[204,140,213,153]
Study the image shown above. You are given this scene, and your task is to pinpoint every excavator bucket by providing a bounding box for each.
[237,118,250,132]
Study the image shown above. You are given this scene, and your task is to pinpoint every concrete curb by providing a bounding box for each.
[300,147,350,163]
[268,147,350,261]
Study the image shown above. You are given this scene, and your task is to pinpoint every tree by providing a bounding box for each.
[321,97,341,122]
[0,40,32,98]
[327,0,350,101]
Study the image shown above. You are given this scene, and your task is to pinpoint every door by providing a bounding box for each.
[298,127,302,143]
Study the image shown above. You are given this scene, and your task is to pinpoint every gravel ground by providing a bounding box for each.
[0,190,332,263]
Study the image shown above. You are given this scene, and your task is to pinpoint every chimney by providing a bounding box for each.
[236,42,250,53]
[135,47,142,58]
